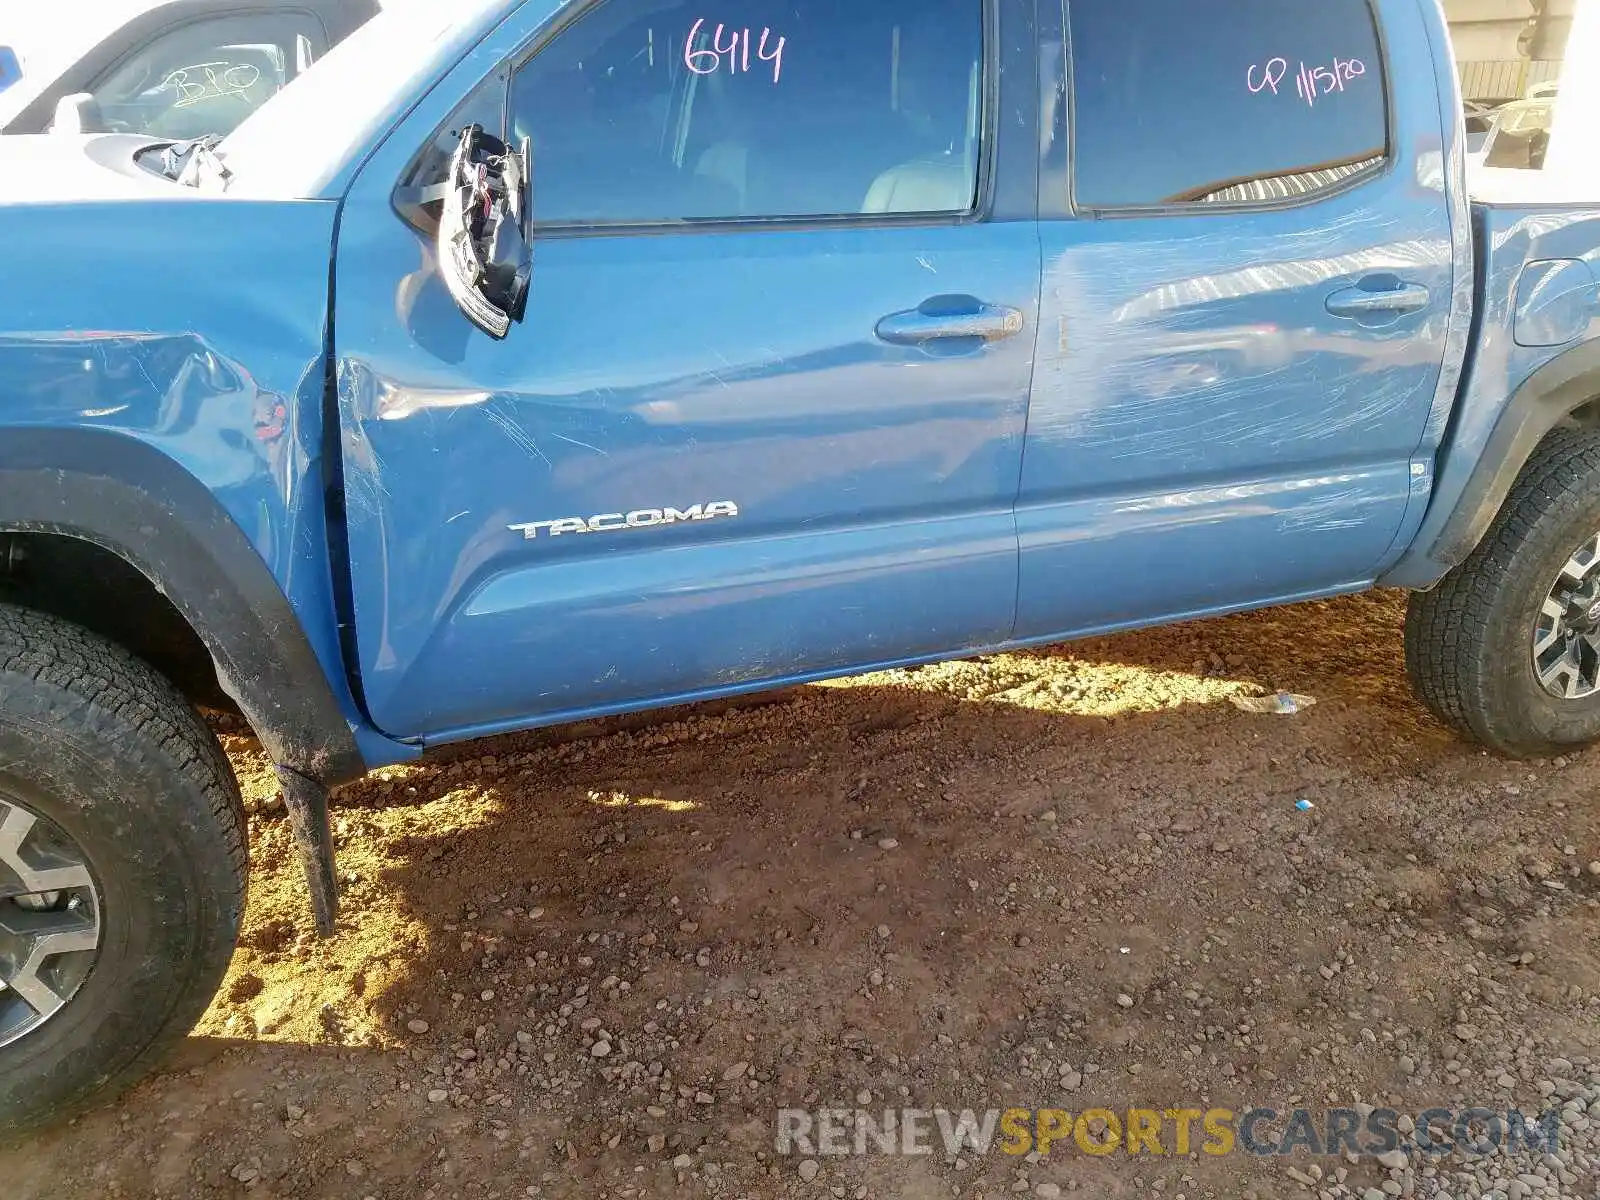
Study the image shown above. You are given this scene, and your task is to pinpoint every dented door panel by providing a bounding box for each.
[1016,0,1457,638]
[332,0,1042,741]
[333,223,1039,738]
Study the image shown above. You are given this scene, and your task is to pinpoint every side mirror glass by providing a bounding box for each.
[0,47,21,95]
[49,93,100,135]
[437,124,532,340]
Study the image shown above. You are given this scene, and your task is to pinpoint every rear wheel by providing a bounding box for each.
[1407,427,1600,756]
[0,603,246,1134]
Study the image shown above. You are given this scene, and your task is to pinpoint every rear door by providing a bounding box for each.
[333,0,1041,741]
[1016,0,1456,639]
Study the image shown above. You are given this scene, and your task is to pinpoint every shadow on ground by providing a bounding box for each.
[8,592,1600,1200]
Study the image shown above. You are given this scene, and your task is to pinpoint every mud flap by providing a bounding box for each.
[275,765,339,936]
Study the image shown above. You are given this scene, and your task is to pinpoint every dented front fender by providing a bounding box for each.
[0,192,406,778]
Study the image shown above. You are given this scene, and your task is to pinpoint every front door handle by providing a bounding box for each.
[875,300,1025,346]
[1325,278,1431,321]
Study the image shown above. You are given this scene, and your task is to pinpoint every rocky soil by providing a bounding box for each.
[5,591,1600,1200]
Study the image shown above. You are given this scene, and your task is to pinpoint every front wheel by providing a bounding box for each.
[1407,427,1600,757]
[0,603,247,1134]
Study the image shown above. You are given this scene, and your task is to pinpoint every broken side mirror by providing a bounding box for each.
[437,124,532,340]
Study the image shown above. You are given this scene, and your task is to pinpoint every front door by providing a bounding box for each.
[333,0,1040,741]
[1016,0,1456,639]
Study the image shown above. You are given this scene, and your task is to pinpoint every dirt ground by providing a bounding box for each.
[5,590,1600,1200]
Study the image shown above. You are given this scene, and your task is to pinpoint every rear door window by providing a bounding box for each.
[88,12,328,140]
[1066,0,1388,209]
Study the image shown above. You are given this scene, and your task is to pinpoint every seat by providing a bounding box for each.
[695,141,750,213]
[861,159,973,214]
[147,46,284,140]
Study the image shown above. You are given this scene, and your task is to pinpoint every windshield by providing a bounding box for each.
[216,0,513,198]
[0,0,161,126]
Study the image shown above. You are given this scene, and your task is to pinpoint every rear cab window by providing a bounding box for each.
[1065,0,1388,209]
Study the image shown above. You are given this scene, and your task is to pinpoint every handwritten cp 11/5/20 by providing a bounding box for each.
[1247,55,1368,109]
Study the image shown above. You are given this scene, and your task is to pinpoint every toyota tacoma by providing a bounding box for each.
[2,0,1600,1133]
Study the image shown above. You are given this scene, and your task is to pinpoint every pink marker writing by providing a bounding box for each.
[1249,54,1367,107]
[685,18,786,83]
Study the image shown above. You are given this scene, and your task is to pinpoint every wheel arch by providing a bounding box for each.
[0,427,365,786]
[1383,338,1600,589]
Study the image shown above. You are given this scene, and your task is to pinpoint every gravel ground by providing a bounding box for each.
[5,590,1600,1200]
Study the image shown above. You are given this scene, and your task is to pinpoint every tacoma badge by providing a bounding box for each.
[509,502,740,540]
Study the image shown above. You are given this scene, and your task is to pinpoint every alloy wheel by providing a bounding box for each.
[1533,532,1600,701]
[0,795,101,1050]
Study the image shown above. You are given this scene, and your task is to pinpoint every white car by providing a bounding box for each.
[0,0,375,138]
[1466,83,1558,172]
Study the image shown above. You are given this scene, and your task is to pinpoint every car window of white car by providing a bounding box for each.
[86,12,328,140]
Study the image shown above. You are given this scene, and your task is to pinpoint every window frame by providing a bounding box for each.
[1059,0,1395,218]
[393,67,511,235]
[491,0,1005,238]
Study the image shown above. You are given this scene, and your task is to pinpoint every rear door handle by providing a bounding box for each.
[1325,278,1431,321]
[875,300,1025,346]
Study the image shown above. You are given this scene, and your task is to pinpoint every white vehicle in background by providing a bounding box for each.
[0,0,375,138]
[1467,80,1559,172]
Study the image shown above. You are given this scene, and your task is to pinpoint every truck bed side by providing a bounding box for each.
[1385,200,1600,586]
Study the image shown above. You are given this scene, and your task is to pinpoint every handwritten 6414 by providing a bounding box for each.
[685,18,786,83]
[1247,55,1368,108]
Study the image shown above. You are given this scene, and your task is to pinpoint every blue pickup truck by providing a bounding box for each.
[3,0,1599,1133]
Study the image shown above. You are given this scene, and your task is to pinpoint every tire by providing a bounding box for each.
[0,603,246,1136]
[1406,427,1600,757]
